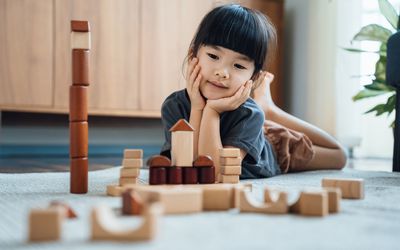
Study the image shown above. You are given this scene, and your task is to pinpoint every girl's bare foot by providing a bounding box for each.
[252,71,276,117]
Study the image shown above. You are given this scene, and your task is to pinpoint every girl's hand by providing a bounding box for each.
[206,80,253,114]
[186,57,206,111]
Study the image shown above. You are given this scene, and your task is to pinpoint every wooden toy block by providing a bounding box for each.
[49,201,77,219]
[28,207,64,242]
[298,191,329,217]
[149,167,167,185]
[120,168,140,178]
[239,189,288,214]
[221,174,239,184]
[147,155,171,167]
[167,167,183,184]
[324,187,341,213]
[72,49,90,85]
[219,148,240,158]
[71,31,91,50]
[193,155,214,167]
[220,165,241,175]
[182,167,198,184]
[202,185,233,210]
[91,203,163,241]
[107,184,123,196]
[322,178,364,199]
[70,157,88,194]
[198,166,215,184]
[69,121,88,158]
[69,85,88,122]
[71,20,90,32]
[124,149,143,159]
[170,119,194,167]
[220,157,242,166]
[119,177,138,186]
[122,159,143,168]
[122,189,143,215]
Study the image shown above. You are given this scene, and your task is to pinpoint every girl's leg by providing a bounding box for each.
[252,73,347,170]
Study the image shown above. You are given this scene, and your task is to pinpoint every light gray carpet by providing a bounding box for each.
[0,167,399,250]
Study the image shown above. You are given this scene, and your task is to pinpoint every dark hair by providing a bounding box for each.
[188,4,276,78]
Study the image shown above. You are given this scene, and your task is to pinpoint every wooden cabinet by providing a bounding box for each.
[0,0,284,116]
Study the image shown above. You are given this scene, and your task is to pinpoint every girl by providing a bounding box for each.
[160,4,347,179]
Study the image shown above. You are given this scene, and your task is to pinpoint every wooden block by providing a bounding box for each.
[70,157,88,194]
[69,85,88,122]
[239,189,288,214]
[220,157,242,166]
[202,186,233,210]
[147,155,171,167]
[69,121,88,158]
[123,149,143,159]
[324,187,341,213]
[167,167,182,184]
[28,207,64,242]
[120,168,140,178]
[91,203,163,241]
[122,159,143,168]
[71,20,90,32]
[119,177,138,186]
[122,189,143,215]
[107,184,123,196]
[182,167,198,184]
[298,191,329,217]
[198,166,215,184]
[171,131,193,167]
[219,148,240,158]
[220,165,241,175]
[71,31,91,50]
[49,201,77,219]
[221,175,239,184]
[72,49,90,85]
[322,178,364,199]
[149,167,166,185]
[193,155,214,167]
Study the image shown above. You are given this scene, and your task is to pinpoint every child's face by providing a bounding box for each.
[196,45,255,100]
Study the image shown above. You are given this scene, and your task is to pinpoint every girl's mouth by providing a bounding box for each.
[207,80,228,89]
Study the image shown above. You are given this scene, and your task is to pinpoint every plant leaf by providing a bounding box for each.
[353,24,392,42]
[374,56,387,82]
[365,103,388,116]
[379,0,399,30]
[386,94,396,115]
[352,89,389,101]
[342,47,387,57]
[364,81,395,91]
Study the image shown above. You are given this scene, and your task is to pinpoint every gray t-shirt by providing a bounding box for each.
[160,89,281,179]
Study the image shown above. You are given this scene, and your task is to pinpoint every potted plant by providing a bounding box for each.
[345,0,399,127]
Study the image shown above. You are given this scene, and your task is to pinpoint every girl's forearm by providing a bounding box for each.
[198,106,223,175]
[189,108,203,159]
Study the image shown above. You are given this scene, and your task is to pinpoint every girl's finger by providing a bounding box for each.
[186,58,198,80]
[193,73,202,91]
[189,65,201,87]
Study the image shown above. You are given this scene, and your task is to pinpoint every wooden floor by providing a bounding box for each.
[0,156,393,173]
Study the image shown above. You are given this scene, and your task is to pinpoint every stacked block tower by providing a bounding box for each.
[69,20,91,194]
[219,148,241,184]
[120,149,143,186]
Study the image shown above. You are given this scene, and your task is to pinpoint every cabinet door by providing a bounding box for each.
[0,0,53,107]
[54,0,140,111]
[140,0,215,111]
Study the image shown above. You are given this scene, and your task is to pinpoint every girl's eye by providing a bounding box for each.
[234,64,246,70]
[207,53,219,60]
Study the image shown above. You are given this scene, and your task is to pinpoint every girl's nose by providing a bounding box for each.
[215,69,229,79]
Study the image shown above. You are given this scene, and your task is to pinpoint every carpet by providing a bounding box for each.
[0,167,399,250]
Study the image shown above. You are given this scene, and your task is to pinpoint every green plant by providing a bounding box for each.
[345,0,399,127]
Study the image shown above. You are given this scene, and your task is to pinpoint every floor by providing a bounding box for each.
[0,155,393,173]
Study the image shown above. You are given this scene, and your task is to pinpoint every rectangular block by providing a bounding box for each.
[322,178,364,199]
[220,157,242,166]
[220,165,241,175]
[221,175,239,184]
[71,31,91,50]
[122,159,143,168]
[70,122,88,158]
[72,49,90,85]
[70,157,88,194]
[202,186,233,210]
[219,148,240,158]
[71,20,90,32]
[123,149,143,159]
[324,187,341,213]
[171,131,193,167]
[119,177,138,186]
[120,168,140,178]
[29,207,64,241]
[299,191,328,217]
[69,85,88,122]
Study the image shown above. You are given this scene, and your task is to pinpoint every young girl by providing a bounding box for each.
[160,4,347,179]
